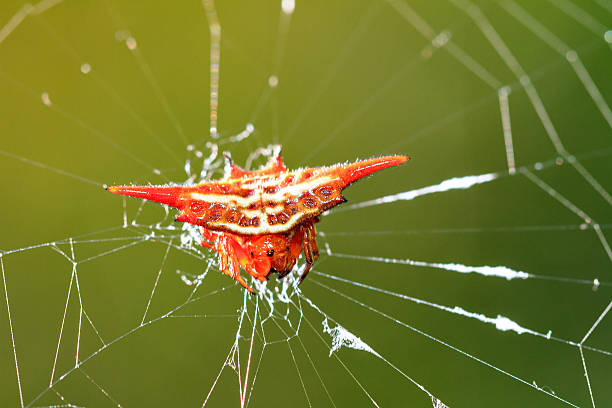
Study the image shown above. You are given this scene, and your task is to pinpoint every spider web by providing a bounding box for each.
[0,0,611,407]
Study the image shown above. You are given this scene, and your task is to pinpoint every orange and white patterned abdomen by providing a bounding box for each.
[182,171,346,234]
[107,148,408,235]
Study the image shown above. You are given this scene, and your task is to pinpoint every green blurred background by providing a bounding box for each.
[0,0,611,406]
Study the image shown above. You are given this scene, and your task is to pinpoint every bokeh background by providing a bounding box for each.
[0,0,611,407]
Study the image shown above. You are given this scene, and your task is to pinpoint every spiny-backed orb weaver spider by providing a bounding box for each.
[107,146,409,292]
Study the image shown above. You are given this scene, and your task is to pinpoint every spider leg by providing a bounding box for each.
[277,256,298,280]
[245,263,269,282]
[234,273,255,293]
[277,227,305,280]
[199,228,216,249]
[299,222,319,283]
[229,258,255,293]
[307,222,319,259]
[299,243,313,283]
[220,236,255,293]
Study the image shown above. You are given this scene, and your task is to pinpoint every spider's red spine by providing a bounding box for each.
[332,155,410,187]
[106,185,185,209]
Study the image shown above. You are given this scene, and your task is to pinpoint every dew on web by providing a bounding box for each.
[268,75,279,88]
[41,91,52,106]
[79,63,91,74]
[321,318,378,357]
[331,172,500,213]
[281,0,296,15]
[0,0,611,407]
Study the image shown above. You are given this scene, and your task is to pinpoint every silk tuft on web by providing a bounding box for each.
[0,0,611,407]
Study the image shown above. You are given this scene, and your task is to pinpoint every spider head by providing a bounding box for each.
[247,234,293,274]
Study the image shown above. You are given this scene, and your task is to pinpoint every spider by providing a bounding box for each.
[107,146,409,292]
